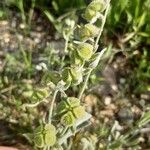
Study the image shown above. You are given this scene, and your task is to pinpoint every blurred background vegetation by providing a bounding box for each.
[0,0,150,149]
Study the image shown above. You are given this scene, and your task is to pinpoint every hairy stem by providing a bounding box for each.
[94,0,111,51]
[78,68,92,99]
[48,90,58,123]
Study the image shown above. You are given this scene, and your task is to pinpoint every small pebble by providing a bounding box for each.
[104,96,111,105]
[19,23,25,29]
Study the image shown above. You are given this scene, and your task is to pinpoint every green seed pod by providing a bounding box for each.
[62,67,72,84]
[88,0,106,12]
[70,66,83,85]
[79,24,99,41]
[44,124,56,134]
[73,106,86,119]
[77,43,93,61]
[45,132,56,146]
[66,97,80,108]
[61,111,76,127]
[44,124,56,146]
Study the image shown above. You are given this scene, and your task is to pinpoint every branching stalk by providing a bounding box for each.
[78,0,111,99]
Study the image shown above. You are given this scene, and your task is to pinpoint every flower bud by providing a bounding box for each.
[77,43,93,61]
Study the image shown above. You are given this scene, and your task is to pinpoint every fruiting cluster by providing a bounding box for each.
[32,0,110,149]
[62,0,109,87]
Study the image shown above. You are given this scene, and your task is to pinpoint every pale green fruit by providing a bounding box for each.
[44,124,56,134]
[77,43,93,61]
[70,66,83,85]
[73,106,86,119]
[83,8,97,21]
[85,24,99,37]
[88,0,106,12]
[44,124,56,146]
[83,0,106,22]
[61,111,76,127]
[66,97,80,108]
[57,97,80,114]
[79,24,99,41]
[34,124,56,147]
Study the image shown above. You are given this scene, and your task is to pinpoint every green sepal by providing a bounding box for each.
[72,50,84,66]
[62,67,72,85]
[56,100,70,114]
[34,134,45,148]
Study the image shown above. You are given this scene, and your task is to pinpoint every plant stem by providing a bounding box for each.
[94,0,111,51]
[18,0,26,26]
[78,1,111,99]
[61,37,69,69]
[28,0,35,26]
[78,68,92,99]
[48,90,58,124]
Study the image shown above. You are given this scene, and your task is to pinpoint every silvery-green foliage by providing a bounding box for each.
[31,0,110,149]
